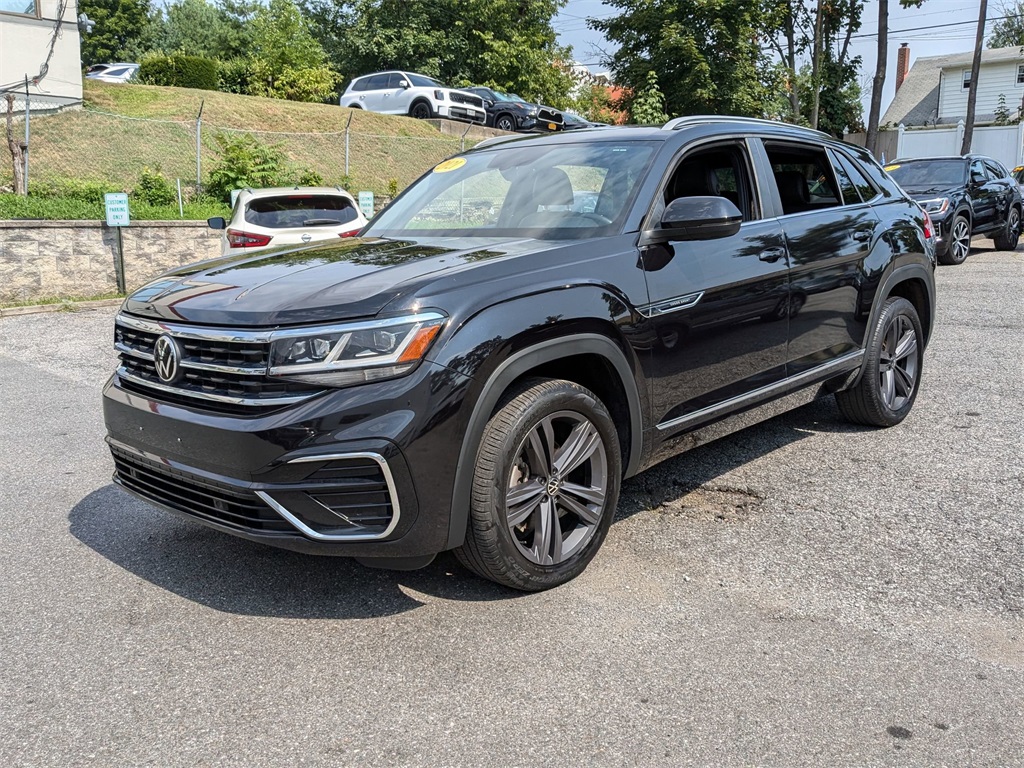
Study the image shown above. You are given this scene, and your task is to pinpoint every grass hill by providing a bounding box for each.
[4,82,484,205]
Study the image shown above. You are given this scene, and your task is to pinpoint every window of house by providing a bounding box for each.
[0,0,37,15]
[963,70,972,90]
[1017,64,1024,85]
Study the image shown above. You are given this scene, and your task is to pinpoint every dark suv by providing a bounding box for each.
[885,154,1021,264]
[463,86,563,133]
[103,117,936,591]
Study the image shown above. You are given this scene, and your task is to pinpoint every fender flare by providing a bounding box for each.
[848,261,935,389]
[445,334,644,550]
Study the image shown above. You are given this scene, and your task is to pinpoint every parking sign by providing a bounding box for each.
[104,193,130,227]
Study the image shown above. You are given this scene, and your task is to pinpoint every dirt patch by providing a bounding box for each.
[655,486,764,522]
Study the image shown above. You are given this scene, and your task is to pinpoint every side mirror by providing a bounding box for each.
[207,216,226,230]
[970,171,986,184]
[484,98,495,108]
[644,196,742,243]
[398,79,410,89]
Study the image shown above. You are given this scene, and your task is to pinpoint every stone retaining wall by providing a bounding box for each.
[0,220,221,303]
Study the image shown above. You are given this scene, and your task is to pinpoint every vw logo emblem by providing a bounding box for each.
[153,334,181,383]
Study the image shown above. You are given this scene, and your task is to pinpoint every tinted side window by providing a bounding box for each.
[829,152,861,205]
[764,143,842,215]
[663,142,760,221]
[970,159,990,181]
[835,151,878,202]
[366,74,390,90]
[350,77,369,92]
[984,160,1006,179]
[387,73,407,88]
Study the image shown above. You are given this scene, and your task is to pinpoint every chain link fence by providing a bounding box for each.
[1,103,476,203]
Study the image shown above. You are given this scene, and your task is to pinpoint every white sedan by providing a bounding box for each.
[207,187,368,257]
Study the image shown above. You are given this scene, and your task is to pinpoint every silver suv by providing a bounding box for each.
[341,71,486,124]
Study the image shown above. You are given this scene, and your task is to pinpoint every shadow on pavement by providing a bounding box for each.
[69,396,860,619]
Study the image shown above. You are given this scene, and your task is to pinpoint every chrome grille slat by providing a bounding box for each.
[114,314,322,411]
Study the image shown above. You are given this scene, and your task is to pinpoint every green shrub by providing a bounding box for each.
[218,58,254,95]
[133,166,177,206]
[0,193,229,221]
[248,60,339,103]
[387,178,399,199]
[31,178,121,203]
[297,168,324,186]
[140,54,219,91]
[206,133,289,202]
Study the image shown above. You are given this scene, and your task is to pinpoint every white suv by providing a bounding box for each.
[207,187,368,256]
[340,71,486,125]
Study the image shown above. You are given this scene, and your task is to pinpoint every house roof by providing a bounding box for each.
[882,46,1024,127]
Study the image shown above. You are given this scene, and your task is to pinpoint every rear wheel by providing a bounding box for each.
[938,214,970,265]
[993,206,1021,251]
[836,296,923,427]
[409,100,433,120]
[455,378,621,591]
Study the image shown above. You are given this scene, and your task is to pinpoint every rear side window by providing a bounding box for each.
[832,150,878,203]
[984,160,1007,179]
[350,77,369,92]
[244,196,359,229]
[764,143,842,215]
[365,74,390,90]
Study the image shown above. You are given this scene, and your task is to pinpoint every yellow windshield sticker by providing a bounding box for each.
[433,158,467,173]
[884,164,900,171]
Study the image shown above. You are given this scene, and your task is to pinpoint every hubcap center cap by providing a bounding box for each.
[546,474,562,496]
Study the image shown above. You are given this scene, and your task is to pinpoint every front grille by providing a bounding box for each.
[538,108,564,126]
[451,92,483,108]
[114,315,321,412]
[111,445,293,533]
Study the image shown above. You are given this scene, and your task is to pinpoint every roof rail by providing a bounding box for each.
[662,115,831,138]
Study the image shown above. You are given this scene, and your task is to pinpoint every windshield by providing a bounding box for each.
[491,91,519,102]
[365,141,657,240]
[886,159,966,188]
[408,73,444,88]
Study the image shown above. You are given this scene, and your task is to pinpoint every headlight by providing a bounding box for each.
[268,312,446,387]
[526,106,539,116]
[919,197,950,215]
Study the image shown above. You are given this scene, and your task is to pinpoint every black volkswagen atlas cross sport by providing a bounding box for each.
[885,154,1022,265]
[103,117,937,591]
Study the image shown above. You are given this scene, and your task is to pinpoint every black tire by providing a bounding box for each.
[835,296,923,427]
[495,113,516,132]
[938,214,971,265]
[992,205,1021,251]
[454,378,622,591]
[409,100,433,120]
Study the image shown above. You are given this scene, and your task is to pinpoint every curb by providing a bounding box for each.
[0,298,124,318]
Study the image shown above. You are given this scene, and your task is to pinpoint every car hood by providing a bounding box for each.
[121,236,553,326]
[898,183,963,199]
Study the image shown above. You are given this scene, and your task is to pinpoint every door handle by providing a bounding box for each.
[852,229,872,242]
[758,247,786,263]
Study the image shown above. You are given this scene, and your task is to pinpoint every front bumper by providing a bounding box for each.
[102,359,474,559]
[437,104,486,124]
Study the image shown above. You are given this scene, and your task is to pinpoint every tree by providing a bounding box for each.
[307,0,575,107]
[987,0,1024,47]
[865,0,924,154]
[247,0,339,101]
[154,0,235,60]
[78,0,158,64]
[592,0,779,118]
[630,71,669,124]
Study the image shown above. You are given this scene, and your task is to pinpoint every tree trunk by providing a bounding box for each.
[5,94,25,196]
[865,0,888,154]
[810,0,824,129]
[961,0,988,154]
[785,10,800,121]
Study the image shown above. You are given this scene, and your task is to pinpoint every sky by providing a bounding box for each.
[553,0,994,118]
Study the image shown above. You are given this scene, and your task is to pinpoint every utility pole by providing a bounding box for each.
[866,0,888,155]
[961,0,988,154]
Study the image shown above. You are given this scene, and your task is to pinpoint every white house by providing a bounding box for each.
[884,44,1024,127]
[0,0,82,111]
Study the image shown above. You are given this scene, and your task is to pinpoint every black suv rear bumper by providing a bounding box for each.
[102,360,473,559]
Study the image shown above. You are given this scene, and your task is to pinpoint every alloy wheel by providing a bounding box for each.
[1009,208,1020,239]
[878,313,919,411]
[505,410,608,566]
[950,218,970,262]
[497,115,515,131]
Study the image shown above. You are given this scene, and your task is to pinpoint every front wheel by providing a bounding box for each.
[993,206,1021,251]
[938,214,971,265]
[835,296,923,427]
[495,113,516,132]
[455,378,622,591]
[409,101,433,120]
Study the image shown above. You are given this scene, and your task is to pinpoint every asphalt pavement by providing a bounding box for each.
[1,245,1021,767]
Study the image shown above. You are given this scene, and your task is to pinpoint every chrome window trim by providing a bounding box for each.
[116,367,319,406]
[256,452,402,541]
[656,350,864,432]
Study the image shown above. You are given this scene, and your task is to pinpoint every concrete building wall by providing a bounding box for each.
[0,221,221,303]
[0,0,82,110]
